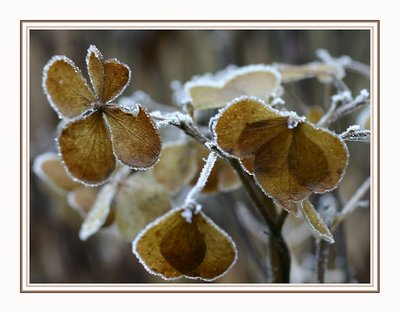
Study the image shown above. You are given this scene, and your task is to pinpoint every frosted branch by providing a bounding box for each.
[317,89,370,127]
[340,125,371,142]
[333,177,371,229]
[183,152,218,217]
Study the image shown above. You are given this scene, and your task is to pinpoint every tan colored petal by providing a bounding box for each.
[102,59,130,103]
[153,142,197,193]
[306,106,324,124]
[185,212,237,280]
[105,105,161,169]
[301,199,334,243]
[254,129,312,206]
[114,172,171,241]
[288,126,329,189]
[237,118,288,157]
[67,186,99,215]
[297,123,348,193]
[79,183,118,241]
[190,142,218,193]
[86,45,105,99]
[43,56,95,118]
[33,152,81,194]
[217,159,241,192]
[214,97,280,157]
[133,209,237,281]
[187,65,280,110]
[276,62,344,84]
[58,111,116,185]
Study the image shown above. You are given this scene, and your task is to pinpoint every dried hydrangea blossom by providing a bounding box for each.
[213,97,349,214]
[43,45,161,186]
[133,207,237,281]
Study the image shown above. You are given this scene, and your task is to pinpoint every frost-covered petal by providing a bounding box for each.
[67,186,99,216]
[213,97,280,158]
[57,111,116,185]
[86,45,105,99]
[105,105,161,169]
[133,208,237,281]
[101,59,131,103]
[43,56,95,118]
[79,183,118,241]
[296,123,348,193]
[301,199,334,244]
[33,152,81,194]
[114,172,171,241]
[185,65,281,110]
[153,141,197,193]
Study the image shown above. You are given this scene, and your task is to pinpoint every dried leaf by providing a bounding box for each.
[153,142,197,193]
[79,183,118,241]
[185,65,281,110]
[301,199,334,244]
[33,152,81,194]
[43,56,95,118]
[114,172,171,241]
[102,59,131,103]
[105,105,161,169]
[58,111,116,185]
[133,208,237,281]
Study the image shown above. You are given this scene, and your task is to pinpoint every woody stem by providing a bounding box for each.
[170,117,291,283]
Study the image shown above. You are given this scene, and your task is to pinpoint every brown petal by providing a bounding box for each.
[296,123,348,193]
[114,172,171,241]
[67,186,99,215]
[187,66,280,110]
[237,118,288,157]
[254,129,311,206]
[133,209,237,281]
[153,142,197,193]
[217,159,241,192]
[160,214,206,274]
[301,199,334,243]
[101,59,130,103]
[58,111,116,185]
[214,97,280,157]
[33,152,81,194]
[105,105,161,169]
[86,45,105,99]
[288,126,329,189]
[185,212,237,280]
[43,56,95,118]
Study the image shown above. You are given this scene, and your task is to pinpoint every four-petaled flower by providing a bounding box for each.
[43,45,161,185]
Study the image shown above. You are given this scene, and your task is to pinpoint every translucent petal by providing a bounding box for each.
[301,199,334,244]
[185,65,281,110]
[79,183,118,240]
[33,152,80,194]
[153,142,197,193]
[114,172,171,241]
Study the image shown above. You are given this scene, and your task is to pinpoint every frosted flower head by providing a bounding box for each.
[43,45,161,186]
[213,97,349,215]
[133,207,237,281]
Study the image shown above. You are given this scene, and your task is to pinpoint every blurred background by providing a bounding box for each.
[29,29,370,283]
